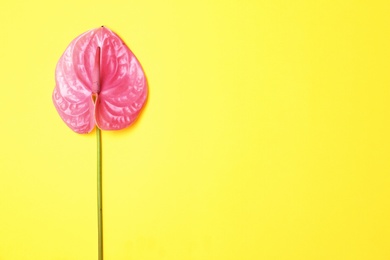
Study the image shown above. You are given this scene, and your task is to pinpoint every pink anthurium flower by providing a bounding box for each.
[53,26,148,133]
[52,27,147,260]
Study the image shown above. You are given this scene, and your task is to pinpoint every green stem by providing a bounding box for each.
[97,127,103,260]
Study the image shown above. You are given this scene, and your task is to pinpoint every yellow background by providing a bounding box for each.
[1,0,390,259]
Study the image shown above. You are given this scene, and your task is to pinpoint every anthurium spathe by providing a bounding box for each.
[53,26,148,133]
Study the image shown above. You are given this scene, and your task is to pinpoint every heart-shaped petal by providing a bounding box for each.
[53,27,148,133]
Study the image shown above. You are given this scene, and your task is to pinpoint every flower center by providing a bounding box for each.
[92,47,101,94]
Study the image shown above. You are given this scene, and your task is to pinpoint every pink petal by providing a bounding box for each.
[53,27,147,133]
[53,29,101,133]
[96,28,148,130]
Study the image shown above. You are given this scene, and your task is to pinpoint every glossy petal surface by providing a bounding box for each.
[53,27,148,133]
